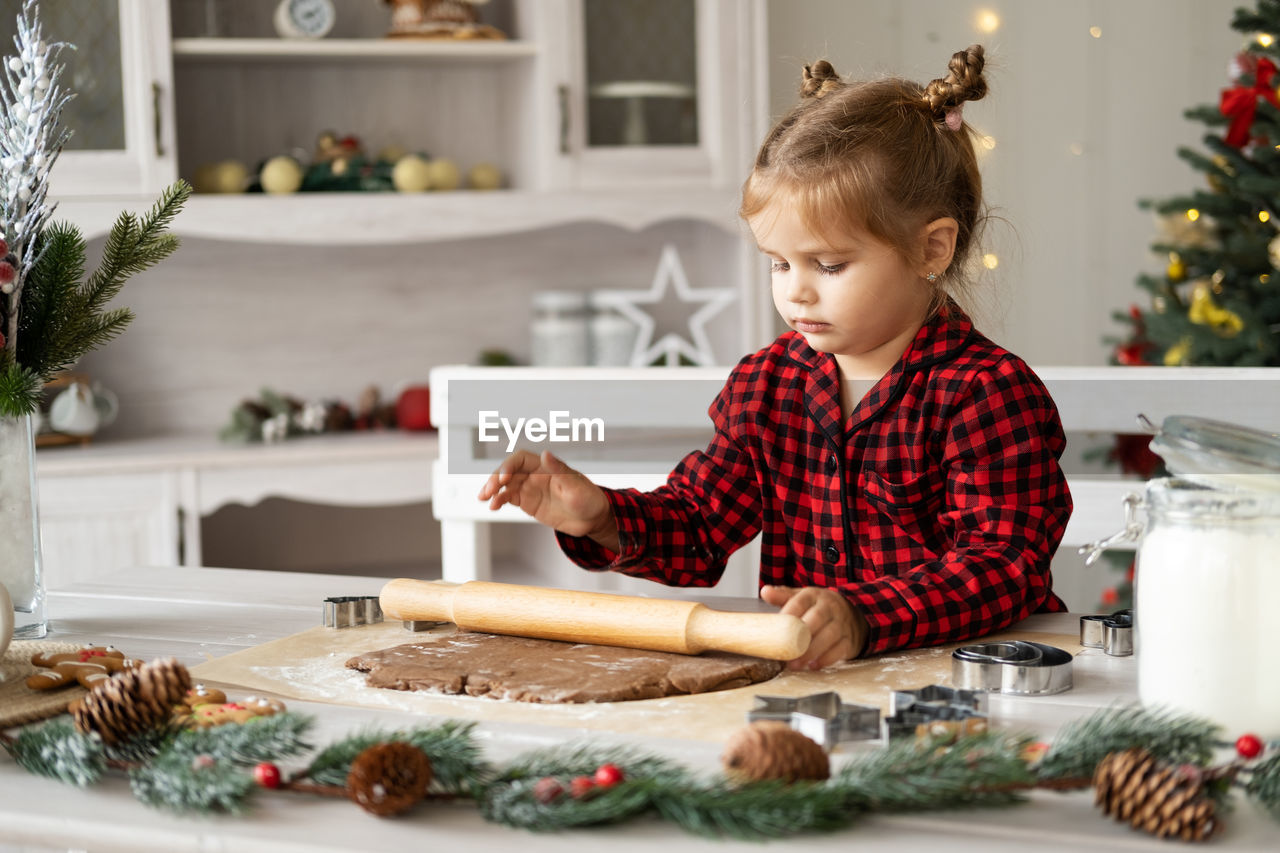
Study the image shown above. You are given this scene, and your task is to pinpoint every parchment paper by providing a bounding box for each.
[191,623,1083,744]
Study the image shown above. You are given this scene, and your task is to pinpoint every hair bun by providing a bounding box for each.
[923,45,987,114]
[800,60,842,99]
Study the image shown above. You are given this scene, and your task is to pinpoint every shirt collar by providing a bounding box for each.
[786,305,975,439]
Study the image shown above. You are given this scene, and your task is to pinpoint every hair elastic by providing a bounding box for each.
[943,105,964,131]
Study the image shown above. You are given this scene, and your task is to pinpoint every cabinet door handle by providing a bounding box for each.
[557,84,570,155]
[152,82,164,157]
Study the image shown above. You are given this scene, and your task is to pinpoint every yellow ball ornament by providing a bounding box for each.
[1166,256,1186,282]
[392,154,432,192]
[210,160,249,194]
[259,155,304,194]
[425,158,461,192]
[468,162,503,191]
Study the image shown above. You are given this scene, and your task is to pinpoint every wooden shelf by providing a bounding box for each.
[56,188,742,245]
[171,37,538,63]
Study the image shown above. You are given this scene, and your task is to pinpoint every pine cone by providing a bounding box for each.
[722,721,829,783]
[346,742,434,817]
[73,658,192,745]
[1094,748,1219,842]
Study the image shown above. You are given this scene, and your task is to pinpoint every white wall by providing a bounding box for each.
[766,0,1244,365]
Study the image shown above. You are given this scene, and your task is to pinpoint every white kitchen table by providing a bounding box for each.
[1,566,1274,853]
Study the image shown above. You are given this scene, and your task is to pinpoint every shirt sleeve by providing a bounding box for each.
[557,370,764,587]
[843,361,1073,655]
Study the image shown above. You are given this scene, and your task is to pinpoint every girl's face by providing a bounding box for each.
[749,204,933,378]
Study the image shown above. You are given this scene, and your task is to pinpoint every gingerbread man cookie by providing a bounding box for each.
[179,694,287,729]
[173,683,228,712]
[26,645,140,691]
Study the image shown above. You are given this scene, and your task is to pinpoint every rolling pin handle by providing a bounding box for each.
[685,606,810,661]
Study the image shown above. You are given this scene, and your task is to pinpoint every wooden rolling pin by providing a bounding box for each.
[379,579,810,661]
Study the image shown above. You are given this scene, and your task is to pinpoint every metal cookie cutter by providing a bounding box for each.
[747,691,881,750]
[883,684,988,740]
[1080,609,1133,656]
[951,640,1073,696]
[322,596,383,629]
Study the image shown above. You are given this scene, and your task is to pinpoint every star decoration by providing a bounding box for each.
[594,244,736,367]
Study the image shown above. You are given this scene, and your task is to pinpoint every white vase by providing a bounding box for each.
[0,414,46,639]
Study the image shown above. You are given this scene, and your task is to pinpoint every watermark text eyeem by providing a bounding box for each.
[477,410,605,453]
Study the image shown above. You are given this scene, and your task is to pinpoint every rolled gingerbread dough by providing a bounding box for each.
[345,631,784,703]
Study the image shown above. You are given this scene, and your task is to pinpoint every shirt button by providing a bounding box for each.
[824,545,840,564]
[826,454,838,473]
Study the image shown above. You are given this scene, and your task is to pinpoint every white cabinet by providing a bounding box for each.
[50,0,764,241]
[15,0,179,198]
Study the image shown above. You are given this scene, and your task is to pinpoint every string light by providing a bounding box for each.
[981,135,996,150]
[1089,26,1102,38]
[976,10,1000,33]
[1068,142,1084,156]
[1186,208,1200,221]
[1260,210,1271,223]
[1261,274,1272,284]
[982,253,999,269]
[1258,33,1275,47]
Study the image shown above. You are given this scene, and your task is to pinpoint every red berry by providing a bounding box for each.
[532,776,564,804]
[0,261,14,285]
[253,762,282,789]
[1236,733,1265,759]
[593,763,625,787]
[569,775,595,799]
[0,237,8,255]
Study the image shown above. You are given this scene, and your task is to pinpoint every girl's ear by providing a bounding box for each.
[918,217,959,277]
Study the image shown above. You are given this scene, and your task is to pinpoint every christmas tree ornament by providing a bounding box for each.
[569,774,596,798]
[345,741,433,816]
[425,157,461,191]
[593,762,625,787]
[1166,253,1187,281]
[253,761,283,789]
[1093,748,1221,842]
[532,776,564,803]
[392,154,431,192]
[467,162,502,190]
[1220,55,1279,147]
[1163,337,1193,366]
[259,155,304,194]
[1237,733,1265,759]
[1187,282,1245,336]
[721,721,830,783]
[71,658,192,745]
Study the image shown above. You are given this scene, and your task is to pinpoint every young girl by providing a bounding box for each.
[478,45,1072,670]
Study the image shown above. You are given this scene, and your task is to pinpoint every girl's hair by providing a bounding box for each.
[741,45,990,316]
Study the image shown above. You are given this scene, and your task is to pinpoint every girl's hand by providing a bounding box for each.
[476,449,618,549]
[759,585,868,670]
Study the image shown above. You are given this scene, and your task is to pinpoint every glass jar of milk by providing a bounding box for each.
[1132,416,1280,738]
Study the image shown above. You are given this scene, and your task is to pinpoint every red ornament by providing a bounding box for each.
[593,763,625,788]
[0,330,6,348]
[1100,587,1119,607]
[569,775,596,799]
[532,776,564,804]
[0,237,8,255]
[0,260,13,285]
[395,385,434,432]
[1220,56,1280,147]
[1114,342,1151,366]
[253,762,282,789]
[1236,733,1265,759]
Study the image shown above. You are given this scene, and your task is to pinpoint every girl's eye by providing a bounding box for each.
[817,262,846,275]
[769,260,789,273]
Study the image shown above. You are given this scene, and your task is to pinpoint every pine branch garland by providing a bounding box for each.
[130,750,258,815]
[1245,752,1280,819]
[1036,706,1218,783]
[651,779,854,840]
[5,718,106,786]
[304,721,487,793]
[164,712,314,767]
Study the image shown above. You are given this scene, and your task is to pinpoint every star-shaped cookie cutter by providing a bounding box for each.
[883,684,988,740]
[747,691,881,750]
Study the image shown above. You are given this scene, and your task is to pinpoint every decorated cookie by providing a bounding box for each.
[180,694,287,729]
[26,645,140,691]
[173,683,228,712]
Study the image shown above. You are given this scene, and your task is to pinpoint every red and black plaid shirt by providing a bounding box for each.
[559,307,1071,656]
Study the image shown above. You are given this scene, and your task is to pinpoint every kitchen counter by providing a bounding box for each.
[1,566,1274,852]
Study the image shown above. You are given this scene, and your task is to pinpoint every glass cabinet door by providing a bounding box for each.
[0,0,175,197]
[582,0,698,149]
[560,0,740,190]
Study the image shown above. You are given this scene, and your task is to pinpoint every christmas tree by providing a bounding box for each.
[1111,0,1280,369]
